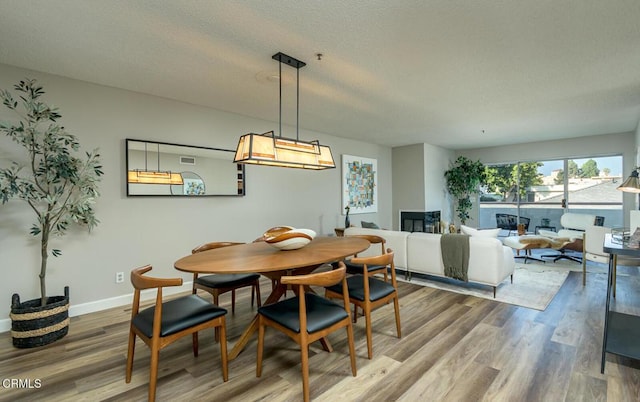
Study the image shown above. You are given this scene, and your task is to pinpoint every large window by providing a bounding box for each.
[479,156,623,232]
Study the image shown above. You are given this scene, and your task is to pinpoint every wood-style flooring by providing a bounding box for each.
[1,264,640,401]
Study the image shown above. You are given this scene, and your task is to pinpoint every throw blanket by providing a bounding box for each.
[441,234,470,282]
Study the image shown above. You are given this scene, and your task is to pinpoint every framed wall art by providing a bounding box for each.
[342,154,377,214]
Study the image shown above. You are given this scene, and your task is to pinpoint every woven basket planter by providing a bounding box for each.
[10,286,70,348]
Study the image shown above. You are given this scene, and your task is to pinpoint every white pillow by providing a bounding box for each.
[460,225,501,238]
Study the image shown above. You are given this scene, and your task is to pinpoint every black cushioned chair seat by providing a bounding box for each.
[132,295,227,337]
[258,293,348,334]
[344,260,385,275]
[326,275,395,302]
[195,273,260,288]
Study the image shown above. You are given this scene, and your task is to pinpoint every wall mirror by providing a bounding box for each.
[126,139,245,196]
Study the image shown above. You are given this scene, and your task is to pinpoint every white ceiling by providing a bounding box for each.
[1,1,640,149]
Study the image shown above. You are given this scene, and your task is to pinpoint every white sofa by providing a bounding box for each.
[344,227,515,296]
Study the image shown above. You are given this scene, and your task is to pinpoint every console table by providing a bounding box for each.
[601,234,640,373]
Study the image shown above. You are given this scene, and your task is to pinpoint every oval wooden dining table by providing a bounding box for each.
[174,235,369,360]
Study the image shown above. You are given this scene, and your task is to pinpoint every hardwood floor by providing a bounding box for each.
[1,265,640,401]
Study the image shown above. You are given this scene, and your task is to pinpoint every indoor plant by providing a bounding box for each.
[0,78,103,347]
[444,156,486,226]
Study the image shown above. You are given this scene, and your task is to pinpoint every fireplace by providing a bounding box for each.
[400,210,441,233]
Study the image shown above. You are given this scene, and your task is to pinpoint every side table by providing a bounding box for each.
[601,234,640,373]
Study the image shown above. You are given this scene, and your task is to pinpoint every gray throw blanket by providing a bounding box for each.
[440,234,470,282]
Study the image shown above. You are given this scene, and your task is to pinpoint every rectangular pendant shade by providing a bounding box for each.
[234,131,335,170]
[127,170,184,185]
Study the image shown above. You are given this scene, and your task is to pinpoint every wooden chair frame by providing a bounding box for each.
[191,242,261,313]
[326,249,401,359]
[126,265,228,402]
[345,234,388,282]
[256,263,356,402]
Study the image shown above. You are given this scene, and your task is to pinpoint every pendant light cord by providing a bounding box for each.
[277,56,301,140]
[278,60,282,138]
[296,67,300,141]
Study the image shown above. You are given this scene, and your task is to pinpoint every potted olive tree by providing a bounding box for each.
[0,79,103,348]
[444,156,486,227]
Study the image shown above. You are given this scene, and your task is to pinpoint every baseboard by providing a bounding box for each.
[0,282,193,334]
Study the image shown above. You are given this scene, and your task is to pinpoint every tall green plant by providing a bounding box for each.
[0,79,103,306]
[444,156,486,225]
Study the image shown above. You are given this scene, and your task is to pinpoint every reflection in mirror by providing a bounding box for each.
[171,172,205,195]
[126,139,245,196]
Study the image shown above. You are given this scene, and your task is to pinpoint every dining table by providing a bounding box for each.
[174,235,370,360]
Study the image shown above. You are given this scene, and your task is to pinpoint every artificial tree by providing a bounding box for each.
[0,78,103,307]
[444,156,486,225]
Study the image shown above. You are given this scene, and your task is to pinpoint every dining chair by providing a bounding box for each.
[126,265,228,402]
[344,234,389,322]
[344,234,388,281]
[325,249,401,359]
[256,262,357,402]
[582,225,640,296]
[191,242,261,313]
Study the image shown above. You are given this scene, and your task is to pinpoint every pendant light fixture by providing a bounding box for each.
[617,167,640,193]
[127,142,184,185]
[234,52,335,170]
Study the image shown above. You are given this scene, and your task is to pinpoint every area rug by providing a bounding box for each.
[399,261,607,311]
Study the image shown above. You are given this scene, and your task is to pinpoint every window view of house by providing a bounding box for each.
[480,156,623,232]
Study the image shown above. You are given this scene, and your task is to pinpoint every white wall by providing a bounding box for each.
[391,143,454,230]
[423,143,454,225]
[392,144,424,230]
[0,63,392,328]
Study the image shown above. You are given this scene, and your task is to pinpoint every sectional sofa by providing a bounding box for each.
[343,227,516,296]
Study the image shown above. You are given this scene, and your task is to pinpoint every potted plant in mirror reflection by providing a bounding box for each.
[0,78,103,348]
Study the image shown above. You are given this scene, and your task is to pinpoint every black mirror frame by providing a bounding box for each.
[125,138,245,197]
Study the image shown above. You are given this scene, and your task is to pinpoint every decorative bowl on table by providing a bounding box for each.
[264,227,316,250]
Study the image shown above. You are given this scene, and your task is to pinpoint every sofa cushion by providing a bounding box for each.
[460,225,501,238]
[361,221,380,229]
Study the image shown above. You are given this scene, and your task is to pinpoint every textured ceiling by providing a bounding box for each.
[1,0,640,149]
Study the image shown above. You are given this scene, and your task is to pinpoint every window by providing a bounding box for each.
[480,156,623,232]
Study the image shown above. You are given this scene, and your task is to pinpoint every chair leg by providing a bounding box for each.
[582,257,586,286]
[149,342,160,402]
[255,281,262,308]
[231,290,236,314]
[256,318,265,377]
[219,318,228,382]
[365,306,373,359]
[346,323,357,376]
[393,297,402,339]
[301,345,310,402]
[192,332,199,357]
[213,294,220,342]
[125,328,136,383]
